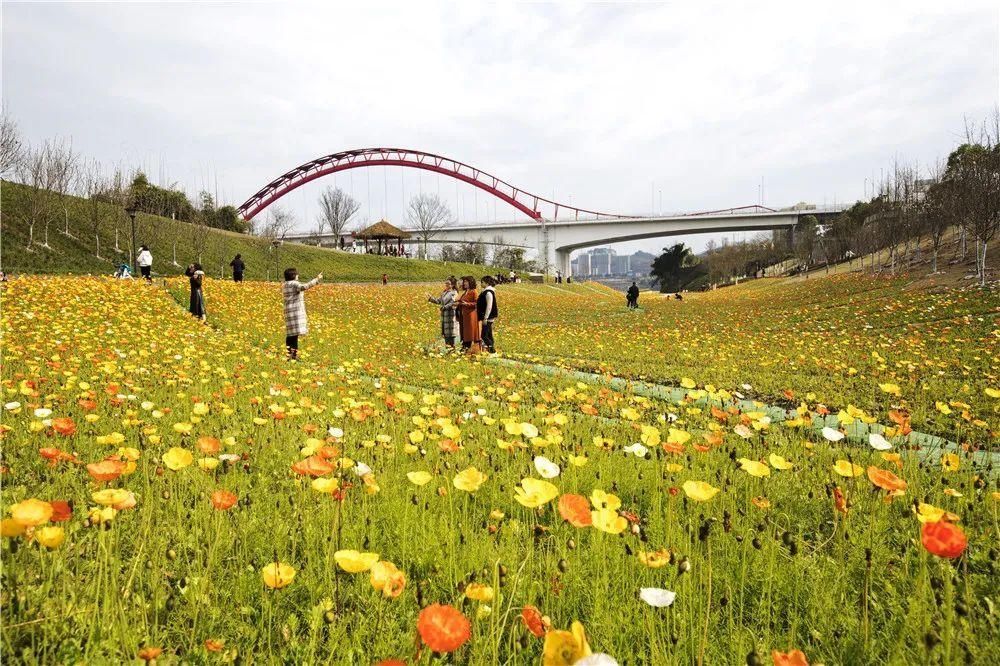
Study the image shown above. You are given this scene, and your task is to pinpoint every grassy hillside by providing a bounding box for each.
[0,180,495,281]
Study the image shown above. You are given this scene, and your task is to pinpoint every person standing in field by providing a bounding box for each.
[382,273,388,286]
[455,275,480,352]
[282,267,322,360]
[627,282,639,309]
[427,277,458,349]
[186,263,206,321]
[477,275,499,353]
[230,254,245,282]
[137,246,153,282]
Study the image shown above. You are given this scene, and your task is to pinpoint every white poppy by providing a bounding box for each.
[533,456,560,479]
[328,427,344,439]
[4,401,21,411]
[667,413,679,422]
[33,408,52,419]
[733,391,745,400]
[741,383,753,391]
[623,443,648,457]
[639,587,677,607]
[218,454,240,463]
[869,433,892,451]
[822,427,845,442]
[354,462,372,477]
[576,655,620,666]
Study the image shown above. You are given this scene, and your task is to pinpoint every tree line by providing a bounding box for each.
[695,114,999,287]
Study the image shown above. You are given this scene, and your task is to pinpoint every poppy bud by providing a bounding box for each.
[558,559,568,573]
[567,538,576,550]
[677,557,691,575]
[924,630,941,650]
[752,538,762,550]
[746,650,763,666]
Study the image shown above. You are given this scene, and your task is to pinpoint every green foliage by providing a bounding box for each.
[650,243,695,292]
[0,180,494,281]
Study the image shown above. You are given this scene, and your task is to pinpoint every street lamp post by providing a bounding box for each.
[125,207,138,274]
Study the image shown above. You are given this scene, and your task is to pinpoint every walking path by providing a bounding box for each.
[485,355,998,468]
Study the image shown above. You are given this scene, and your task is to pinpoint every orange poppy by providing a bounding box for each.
[87,459,125,482]
[772,649,809,666]
[77,398,98,411]
[416,604,471,653]
[866,466,907,492]
[49,500,73,522]
[921,520,967,559]
[51,417,77,437]
[832,486,848,515]
[558,494,592,528]
[211,490,238,510]
[316,445,340,459]
[137,647,162,662]
[197,436,221,455]
[204,639,225,652]
[888,410,912,435]
[521,605,547,638]
[702,431,723,447]
[291,455,334,477]
[661,440,685,455]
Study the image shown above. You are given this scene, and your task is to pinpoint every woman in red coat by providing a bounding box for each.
[455,276,480,352]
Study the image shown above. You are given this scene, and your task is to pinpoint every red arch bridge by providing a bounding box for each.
[238,148,843,275]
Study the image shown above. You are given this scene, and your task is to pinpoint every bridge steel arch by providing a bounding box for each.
[237,147,632,223]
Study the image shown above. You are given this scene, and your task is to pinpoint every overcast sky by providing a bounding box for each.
[3,1,998,255]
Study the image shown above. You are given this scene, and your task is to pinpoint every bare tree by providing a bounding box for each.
[15,142,54,251]
[317,186,359,244]
[0,111,23,178]
[46,138,79,244]
[255,205,296,241]
[407,193,452,259]
[81,160,108,259]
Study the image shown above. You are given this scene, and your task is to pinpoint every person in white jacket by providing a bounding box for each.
[136,246,153,282]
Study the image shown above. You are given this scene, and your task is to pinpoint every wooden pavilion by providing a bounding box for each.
[353,219,411,255]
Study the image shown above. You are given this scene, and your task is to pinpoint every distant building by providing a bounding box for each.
[571,248,656,279]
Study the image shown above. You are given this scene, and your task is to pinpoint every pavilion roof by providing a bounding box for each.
[354,219,411,240]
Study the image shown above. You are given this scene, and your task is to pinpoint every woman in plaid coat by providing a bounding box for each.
[427,277,458,348]
[282,267,323,360]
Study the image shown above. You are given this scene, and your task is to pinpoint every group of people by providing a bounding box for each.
[426,275,499,353]
[113,246,247,284]
[626,281,640,309]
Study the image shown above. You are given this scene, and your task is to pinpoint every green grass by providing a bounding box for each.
[0,179,496,282]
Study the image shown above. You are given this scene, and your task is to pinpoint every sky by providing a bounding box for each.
[3,1,998,257]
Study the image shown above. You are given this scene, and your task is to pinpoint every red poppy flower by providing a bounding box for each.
[49,500,73,522]
[557,494,592,528]
[210,490,238,510]
[51,417,77,437]
[921,520,967,559]
[416,604,471,653]
[832,486,848,515]
[521,605,547,638]
[772,649,808,666]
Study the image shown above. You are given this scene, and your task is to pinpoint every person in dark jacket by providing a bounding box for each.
[230,254,246,282]
[186,263,206,321]
[477,275,499,353]
[626,282,639,309]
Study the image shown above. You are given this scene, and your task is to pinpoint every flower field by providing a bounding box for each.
[1,274,998,664]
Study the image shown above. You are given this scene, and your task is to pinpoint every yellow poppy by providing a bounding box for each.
[10,498,53,527]
[406,471,432,486]
[464,582,494,602]
[370,560,406,598]
[591,508,627,534]
[941,452,960,472]
[513,478,559,508]
[638,549,671,568]
[311,478,339,493]
[589,489,621,512]
[162,447,193,471]
[453,467,487,492]
[915,503,959,524]
[542,621,591,666]
[682,480,720,502]
[832,460,864,477]
[768,453,793,470]
[334,549,379,573]
[35,526,65,548]
[261,562,296,589]
[738,458,771,478]
[92,488,131,507]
